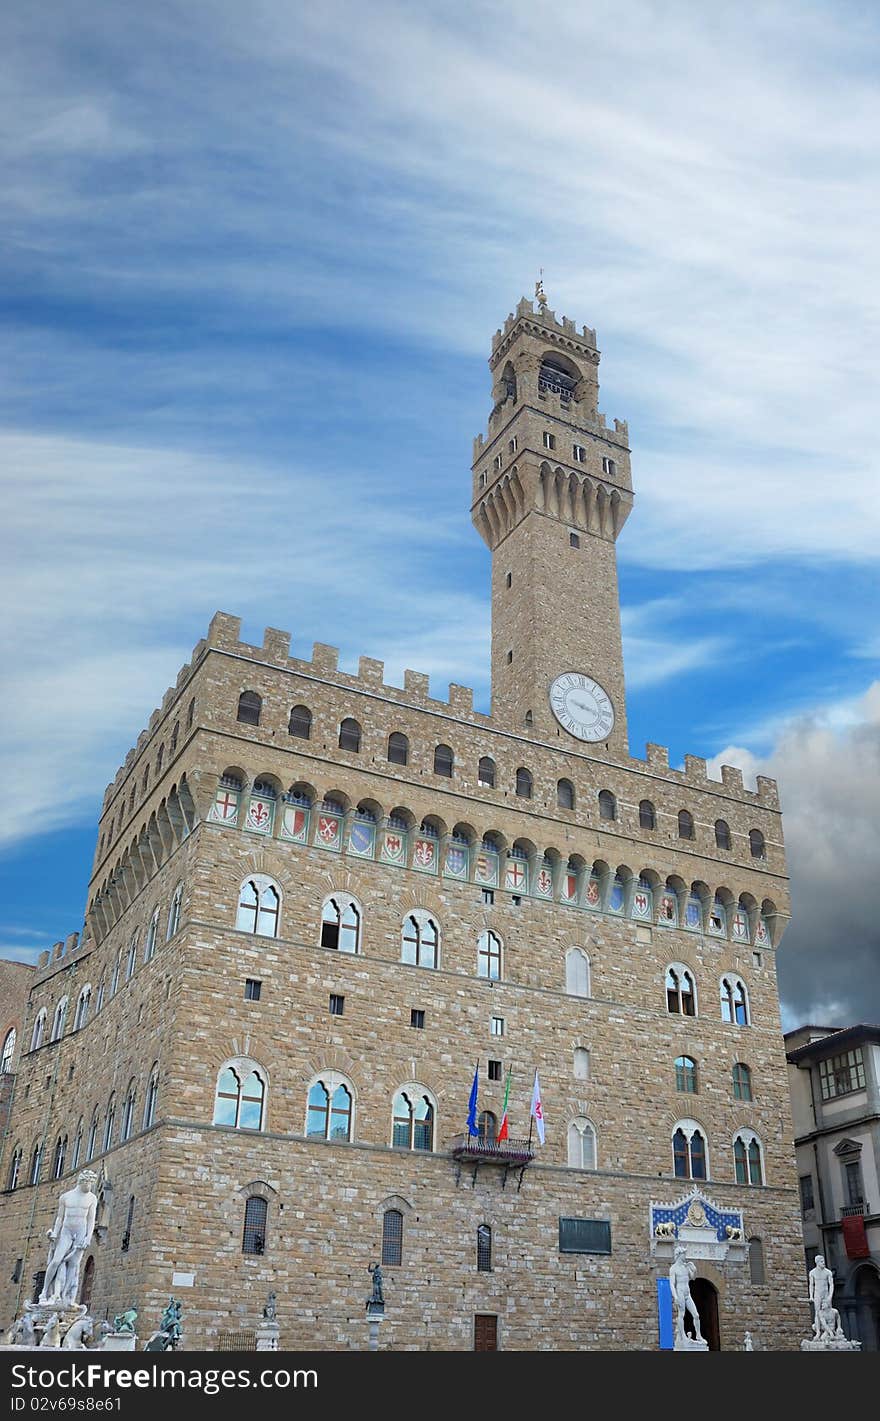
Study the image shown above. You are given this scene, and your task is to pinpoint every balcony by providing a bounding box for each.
[451,1133,534,1191]
[841,1203,868,1218]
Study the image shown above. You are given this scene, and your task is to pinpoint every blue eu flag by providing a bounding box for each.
[466,1063,480,1137]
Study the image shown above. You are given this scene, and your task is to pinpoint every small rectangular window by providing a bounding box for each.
[559,1218,612,1254]
[244,979,262,1001]
[506,650,513,664]
[329,994,344,1017]
[410,1009,425,1030]
[799,1174,815,1214]
[481,888,494,906]
[573,445,586,463]
[12,1258,22,1283]
[491,1016,504,1037]
[505,571,512,588]
[508,437,518,454]
[488,1059,502,1081]
[512,895,522,907]
[569,532,580,548]
[752,951,763,969]
[543,431,556,449]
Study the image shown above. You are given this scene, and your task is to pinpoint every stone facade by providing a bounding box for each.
[0,960,34,1138]
[0,296,808,1349]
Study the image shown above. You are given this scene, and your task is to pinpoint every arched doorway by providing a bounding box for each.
[854,1265,880,1351]
[80,1255,95,1308]
[689,1278,721,1351]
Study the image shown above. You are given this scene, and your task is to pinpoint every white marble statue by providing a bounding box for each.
[743,1331,753,1350]
[4,1312,36,1347]
[62,1314,94,1349]
[40,1171,98,1306]
[669,1245,705,1347]
[39,1314,62,1348]
[809,1256,844,1340]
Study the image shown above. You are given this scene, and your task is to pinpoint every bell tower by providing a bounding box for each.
[471,289,633,754]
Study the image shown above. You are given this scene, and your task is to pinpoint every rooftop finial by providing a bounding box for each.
[535,269,547,310]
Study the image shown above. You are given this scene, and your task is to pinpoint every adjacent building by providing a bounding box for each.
[0,293,809,1349]
[786,1023,880,1349]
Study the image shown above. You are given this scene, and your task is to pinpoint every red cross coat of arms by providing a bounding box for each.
[214,791,238,821]
[506,861,525,890]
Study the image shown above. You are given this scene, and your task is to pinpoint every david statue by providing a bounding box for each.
[40,1171,99,1306]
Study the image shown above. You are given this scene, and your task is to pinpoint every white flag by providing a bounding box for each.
[530,1069,545,1145]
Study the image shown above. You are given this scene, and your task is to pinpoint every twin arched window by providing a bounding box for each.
[1,1028,15,1073]
[666,966,696,1016]
[167,883,183,940]
[392,1090,434,1151]
[733,1062,752,1101]
[307,1078,353,1141]
[103,1095,116,1153]
[51,1135,67,1180]
[126,932,138,980]
[144,909,159,963]
[721,975,749,1026]
[567,1118,597,1170]
[321,895,361,953]
[143,1064,159,1129]
[675,1056,698,1094]
[237,691,261,726]
[236,877,280,938]
[673,1121,707,1179]
[29,1142,43,1186]
[50,998,68,1043]
[30,1010,47,1052]
[565,947,591,998]
[7,1147,22,1190]
[734,1130,764,1185]
[121,1081,136,1142]
[477,930,502,980]
[71,1120,83,1171]
[402,912,439,969]
[87,1109,99,1161]
[73,986,91,1032]
[213,1062,266,1131]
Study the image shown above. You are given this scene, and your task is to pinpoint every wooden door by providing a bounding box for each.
[474,1314,498,1351]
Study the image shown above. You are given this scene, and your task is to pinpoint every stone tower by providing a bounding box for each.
[471,292,633,753]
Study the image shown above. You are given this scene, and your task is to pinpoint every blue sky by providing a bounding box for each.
[1,1,878,1025]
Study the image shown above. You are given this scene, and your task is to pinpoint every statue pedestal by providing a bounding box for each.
[101,1332,138,1351]
[800,1337,861,1352]
[674,1336,709,1352]
[24,1303,86,1348]
[366,1304,384,1352]
[255,1322,279,1351]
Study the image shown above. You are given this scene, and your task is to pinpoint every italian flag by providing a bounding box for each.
[496,1068,512,1143]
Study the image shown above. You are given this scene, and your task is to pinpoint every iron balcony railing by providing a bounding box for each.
[450,1133,535,1166]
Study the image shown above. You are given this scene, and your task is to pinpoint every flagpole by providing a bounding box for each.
[527,1067,535,1151]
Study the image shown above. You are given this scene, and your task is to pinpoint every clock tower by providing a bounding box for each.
[471,289,634,754]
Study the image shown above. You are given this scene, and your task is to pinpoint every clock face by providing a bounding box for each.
[549,673,615,742]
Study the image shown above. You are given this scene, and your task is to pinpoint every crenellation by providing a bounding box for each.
[721,765,744,793]
[37,950,49,968]
[684,754,708,783]
[645,743,669,771]
[357,655,385,687]
[403,669,430,700]
[262,627,291,662]
[64,932,79,955]
[51,942,63,961]
[756,775,780,809]
[311,642,340,673]
[207,611,242,648]
[448,683,474,714]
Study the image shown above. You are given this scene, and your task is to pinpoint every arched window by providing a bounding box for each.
[666,966,696,1016]
[339,718,362,752]
[71,1121,83,1171]
[73,987,91,1032]
[237,691,262,726]
[103,1095,116,1153]
[477,930,502,981]
[186,697,195,732]
[242,1196,268,1255]
[50,998,68,1043]
[434,744,454,777]
[156,744,164,774]
[111,948,124,997]
[478,756,496,788]
[734,1131,764,1185]
[598,789,616,821]
[87,1108,99,1161]
[122,1195,135,1252]
[7,1146,22,1190]
[387,732,409,765]
[401,912,439,969]
[749,1236,765,1284]
[639,800,656,830]
[732,1063,752,1101]
[236,877,281,938]
[29,1141,43,1186]
[121,1081,136,1141]
[567,1119,597,1170]
[321,895,362,953]
[478,1111,497,1143]
[126,932,138,980]
[515,767,533,799]
[565,948,591,998]
[749,829,766,860]
[477,1224,493,1272]
[721,975,749,1026]
[1,1027,16,1073]
[306,1077,353,1142]
[144,909,159,963]
[288,705,312,739]
[382,1209,403,1266]
[51,1135,67,1180]
[673,1121,708,1179]
[675,1056,698,1094]
[715,820,731,851]
[143,1064,159,1129]
[94,978,105,1015]
[392,1090,435,1151]
[573,1048,590,1081]
[30,1009,47,1052]
[166,883,183,940]
[557,778,575,810]
[213,1062,266,1130]
[678,809,695,840]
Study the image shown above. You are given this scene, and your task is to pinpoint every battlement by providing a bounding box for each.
[34,931,85,979]
[491,295,598,354]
